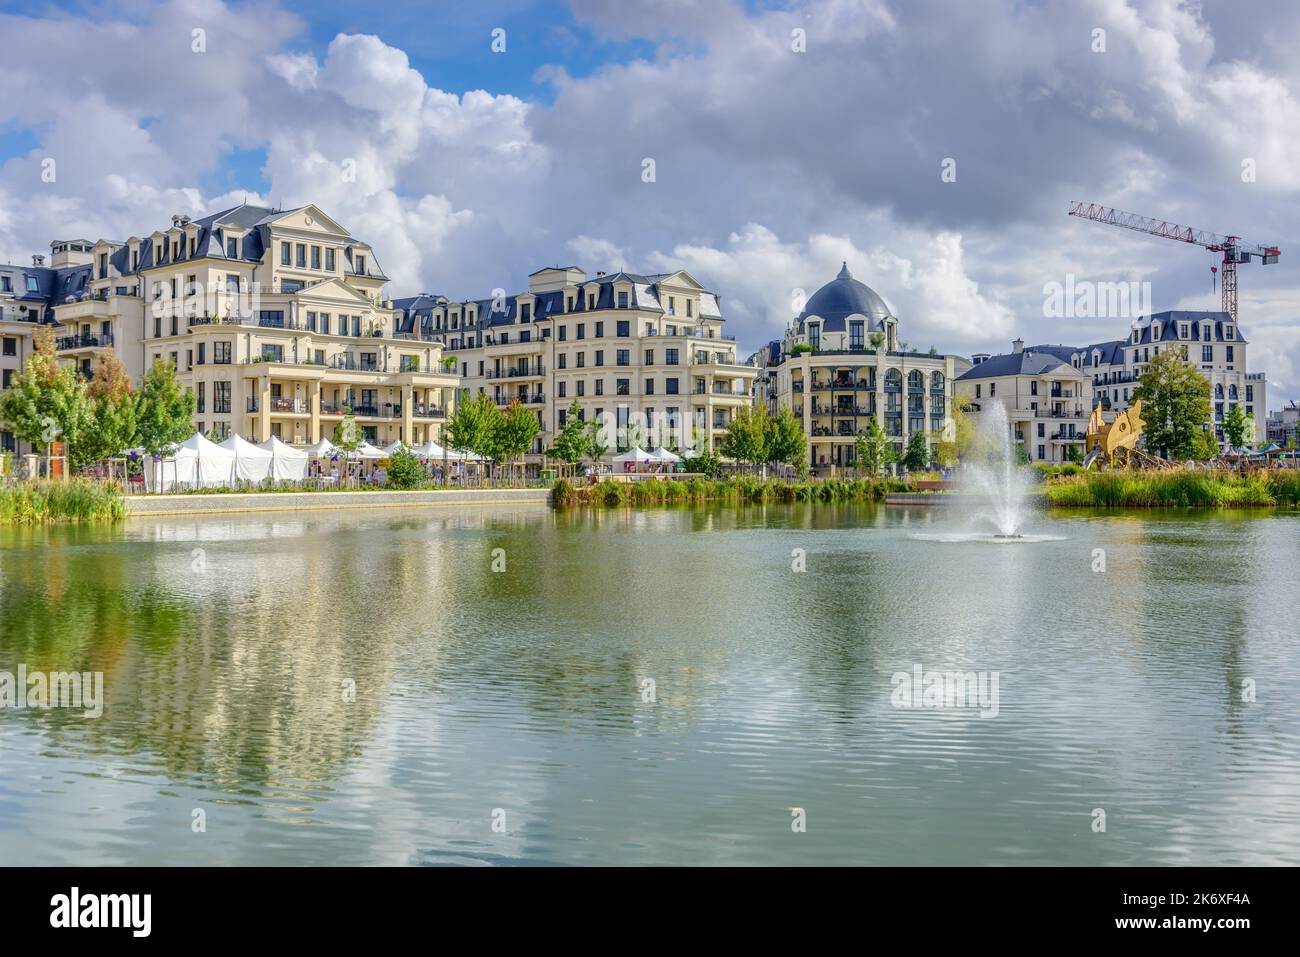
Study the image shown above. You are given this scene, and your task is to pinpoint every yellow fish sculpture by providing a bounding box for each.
[1086,399,1146,466]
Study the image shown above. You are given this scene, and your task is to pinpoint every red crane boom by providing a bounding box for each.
[1067,201,1280,324]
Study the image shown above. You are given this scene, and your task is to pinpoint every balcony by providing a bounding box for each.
[56,333,113,350]
[330,356,381,372]
[487,365,545,379]
[413,404,445,419]
[271,397,308,414]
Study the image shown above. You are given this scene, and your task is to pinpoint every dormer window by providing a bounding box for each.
[1180,323,1189,339]
[1225,325,1235,340]
[227,237,238,259]
[618,290,629,308]
[355,255,366,275]
[1150,321,1161,341]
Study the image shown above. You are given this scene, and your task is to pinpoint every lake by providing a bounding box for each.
[1,502,1297,865]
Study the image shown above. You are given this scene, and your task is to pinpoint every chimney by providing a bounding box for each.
[1012,337,1024,353]
[32,254,44,267]
[596,271,606,278]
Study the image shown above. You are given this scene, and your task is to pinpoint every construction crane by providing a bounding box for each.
[1067,201,1280,325]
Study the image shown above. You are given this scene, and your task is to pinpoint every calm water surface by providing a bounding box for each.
[1,502,1297,865]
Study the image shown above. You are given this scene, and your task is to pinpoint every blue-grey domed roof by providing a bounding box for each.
[797,263,892,333]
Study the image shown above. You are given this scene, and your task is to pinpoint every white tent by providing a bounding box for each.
[413,439,449,459]
[257,435,309,481]
[304,438,341,460]
[382,440,410,457]
[145,432,237,492]
[219,434,274,483]
[613,446,657,465]
[355,441,386,459]
[652,446,682,462]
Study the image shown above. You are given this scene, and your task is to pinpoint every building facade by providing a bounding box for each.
[1036,311,1265,445]
[752,264,968,472]
[0,203,459,451]
[1266,400,1299,447]
[393,268,755,464]
[954,340,1093,463]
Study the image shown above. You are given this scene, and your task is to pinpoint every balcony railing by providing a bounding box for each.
[56,333,113,350]
[412,404,445,419]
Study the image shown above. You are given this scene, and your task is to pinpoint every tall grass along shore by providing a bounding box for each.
[552,476,911,508]
[1043,470,1300,509]
[0,479,126,524]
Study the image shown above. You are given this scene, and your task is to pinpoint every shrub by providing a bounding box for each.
[385,449,424,489]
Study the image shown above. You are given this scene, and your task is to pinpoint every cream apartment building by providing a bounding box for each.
[1042,311,1265,445]
[1,203,458,450]
[751,264,969,472]
[954,340,1092,463]
[393,267,755,467]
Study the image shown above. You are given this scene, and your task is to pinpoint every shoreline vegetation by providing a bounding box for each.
[1041,470,1300,509]
[0,479,127,524]
[4,469,1300,524]
[552,476,911,507]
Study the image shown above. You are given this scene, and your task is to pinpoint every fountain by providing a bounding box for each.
[961,399,1030,538]
[908,399,1065,545]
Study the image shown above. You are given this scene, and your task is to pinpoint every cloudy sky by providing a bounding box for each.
[1,0,1297,402]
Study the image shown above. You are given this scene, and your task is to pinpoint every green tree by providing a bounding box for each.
[933,398,979,467]
[134,357,196,458]
[583,415,609,466]
[854,418,894,474]
[1222,404,1248,447]
[1131,350,1212,459]
[496,399,541,478]
[82,353,137,465]
[0,327,95,466]
[719,405,768,468]
[331,408,361,460]
[547,400,588,470]
[447,390,506,472]
[902,430,929,471]
[765,405,807,471]
[1193,429,1220,460]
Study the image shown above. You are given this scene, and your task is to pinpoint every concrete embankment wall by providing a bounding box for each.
[126,487,552,516]
[884,493,1044,507]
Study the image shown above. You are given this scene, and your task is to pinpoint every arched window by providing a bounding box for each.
[1228,384,1238,400]
[885,368,902,390]
[930,371,944,392]
[1215,383,1224,399]
[908,369,924,390]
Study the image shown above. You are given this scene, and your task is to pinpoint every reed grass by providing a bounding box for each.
[0,479,126,524]
[552,476,911,508]
[1042,469,1298,509]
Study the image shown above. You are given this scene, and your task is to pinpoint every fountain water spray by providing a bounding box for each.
[960,399,1030,538]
